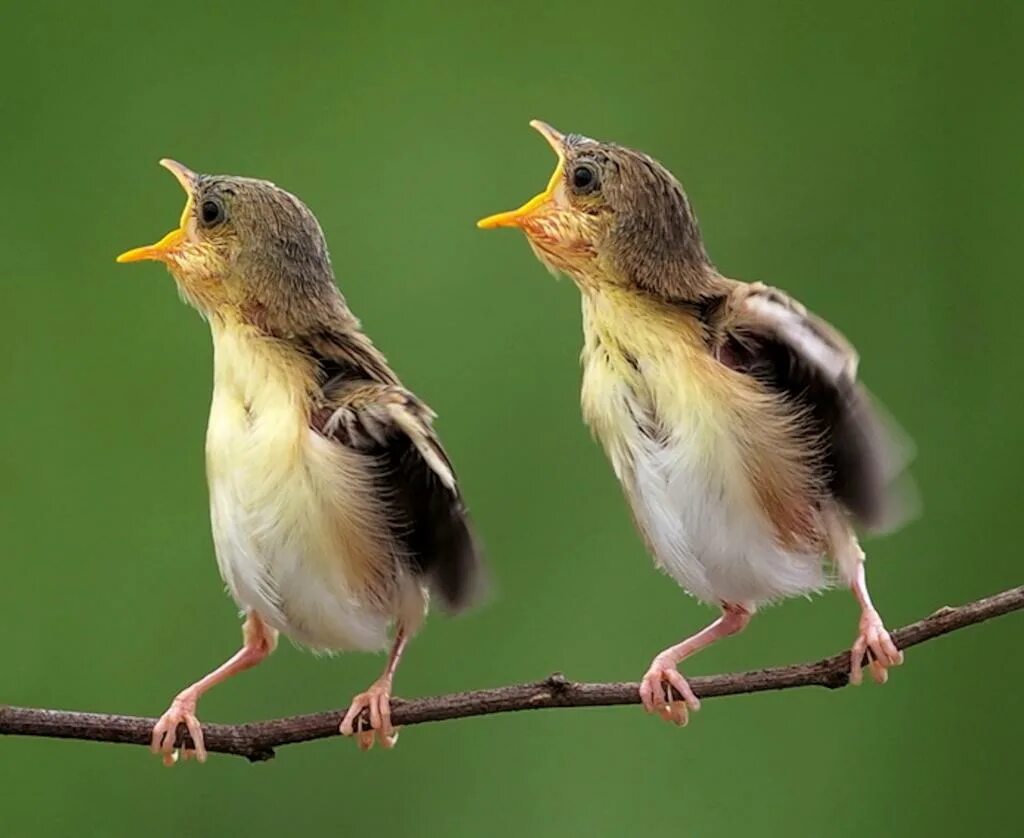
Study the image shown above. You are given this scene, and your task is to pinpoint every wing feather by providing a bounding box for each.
[713,282,913,532]
[317,377,484,613]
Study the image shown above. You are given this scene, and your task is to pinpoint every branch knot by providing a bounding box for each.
[545,672,570,692]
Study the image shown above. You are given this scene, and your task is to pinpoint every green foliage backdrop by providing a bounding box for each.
[2,2,1021,835]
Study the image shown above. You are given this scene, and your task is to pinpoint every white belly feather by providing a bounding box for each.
[622,407,826,606]
[205,321,406,653]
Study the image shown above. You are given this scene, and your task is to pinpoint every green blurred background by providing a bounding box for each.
[2,2,1021,835]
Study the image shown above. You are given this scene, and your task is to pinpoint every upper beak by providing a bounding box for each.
[116,159,197,263]
[477,120,566,230]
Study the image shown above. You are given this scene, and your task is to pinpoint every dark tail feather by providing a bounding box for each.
[425,495,487,614]
[831,384,918,534]
[389,443,487,614]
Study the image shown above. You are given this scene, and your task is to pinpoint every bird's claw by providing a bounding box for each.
[339,680,399,750]
[151,697,206,766]
[850,609,903,685]
[639,660,701,727]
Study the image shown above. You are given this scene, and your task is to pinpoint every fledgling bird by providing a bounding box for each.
[118,160,483,761]
[479,122,911,726]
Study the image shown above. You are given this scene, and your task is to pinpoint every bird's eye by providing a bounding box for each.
[199,199,225,226]
[571,163,599,194]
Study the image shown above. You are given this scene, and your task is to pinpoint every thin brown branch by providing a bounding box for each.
[2,585,1021,762]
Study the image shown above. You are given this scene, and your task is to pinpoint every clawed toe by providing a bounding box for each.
[340,682,398,750]
[851,611,903,686]
[151,699,206,766]
[640,664,700,727]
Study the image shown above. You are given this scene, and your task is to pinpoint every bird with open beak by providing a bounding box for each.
[118,160,484,761]
[479,122,911,726]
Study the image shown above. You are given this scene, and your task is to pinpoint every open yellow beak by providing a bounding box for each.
[477,120,566,230]
[116,159,197,263]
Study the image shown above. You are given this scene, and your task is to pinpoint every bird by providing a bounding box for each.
[117,160,484,762]
[478,121,911,726]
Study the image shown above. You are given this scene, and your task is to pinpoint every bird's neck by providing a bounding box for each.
[208,304,401,414]
[581,284,709,363]
[625,259,724,304]
[565,246,723,306]
[208,314,318,419]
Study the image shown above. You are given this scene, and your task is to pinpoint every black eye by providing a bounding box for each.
[571,164,598,192]
[199,199,225,226]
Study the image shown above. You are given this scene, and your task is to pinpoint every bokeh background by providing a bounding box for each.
[2,2,1022,835]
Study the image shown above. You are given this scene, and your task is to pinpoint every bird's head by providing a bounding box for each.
[118,161,340,329]
[478,121,712,299]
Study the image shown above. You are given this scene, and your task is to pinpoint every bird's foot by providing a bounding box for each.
[850,608,904,685]
[339,678,398,750]
[639,658,701,726]
[151,695,206,766]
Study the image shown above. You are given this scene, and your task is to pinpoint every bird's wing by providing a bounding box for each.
[315,379,485,613]
[711,282,913,533]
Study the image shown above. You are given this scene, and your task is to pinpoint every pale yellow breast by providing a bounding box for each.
[579,288,729,473]
[204,316,406,652]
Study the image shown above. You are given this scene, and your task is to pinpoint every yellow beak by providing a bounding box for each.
[477,120,566,230]
[116,159,197,263]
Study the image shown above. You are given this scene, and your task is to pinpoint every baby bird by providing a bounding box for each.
[479,122,909,726]
[118,160,483,761]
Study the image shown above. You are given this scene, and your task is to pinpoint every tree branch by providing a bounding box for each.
[3,585,1021,762]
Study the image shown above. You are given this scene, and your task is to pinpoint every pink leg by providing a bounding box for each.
[339,626,410,751]
[640,602,753,726]
[823,506,902,685]
[150,611,277,765]
[850,562,903,685]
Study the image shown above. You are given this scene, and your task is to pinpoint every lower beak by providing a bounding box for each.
[115,227,186,263]
[477,120,566,230]
[116,159,197,263]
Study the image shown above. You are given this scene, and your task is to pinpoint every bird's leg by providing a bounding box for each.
[150,611,277,766]
[340,626,410,750]
[640,602,753,726]
[825,509,903,685]
[849,560,903,685]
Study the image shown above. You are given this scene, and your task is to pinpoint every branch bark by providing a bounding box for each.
[3,585,1021,762]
